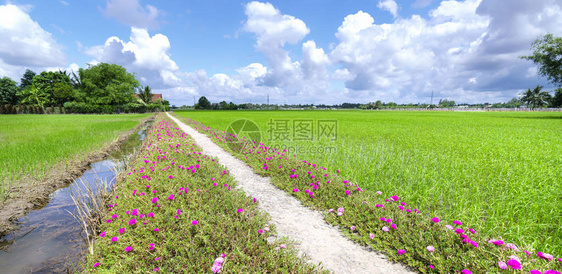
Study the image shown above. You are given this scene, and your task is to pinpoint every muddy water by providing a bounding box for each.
[0,120,152,273]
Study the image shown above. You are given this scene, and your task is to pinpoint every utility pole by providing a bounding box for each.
[267,94,269,106]
[430,90,434,106]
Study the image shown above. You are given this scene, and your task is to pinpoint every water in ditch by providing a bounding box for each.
[0,119,152,273]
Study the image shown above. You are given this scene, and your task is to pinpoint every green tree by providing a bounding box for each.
[505,97,522,108]
[520,85,552,109]
[439,99,456,108]
[32,70,74,105]
[195,96,211,109]
[78,63,139,106]
[0,76,20,105]
[136,85,153,105]
[551,88,562,108]
[18,83,50,112]
[19,69,35,90]
[521,34,562,87]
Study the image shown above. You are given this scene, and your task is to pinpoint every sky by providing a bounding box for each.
[0,0,561,106]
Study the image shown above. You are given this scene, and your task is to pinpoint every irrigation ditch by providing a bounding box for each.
[0,116,154,273]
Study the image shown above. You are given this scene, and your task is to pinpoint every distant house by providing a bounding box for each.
[134,93,163,102]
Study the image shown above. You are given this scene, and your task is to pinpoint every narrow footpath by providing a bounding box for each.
[167,113,413,274]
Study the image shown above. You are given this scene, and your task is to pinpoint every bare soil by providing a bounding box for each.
[0,115,154,238]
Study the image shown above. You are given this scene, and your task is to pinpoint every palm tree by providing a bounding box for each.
[137,85,153,105]
[520,85,552,109]
[18,83,50,112]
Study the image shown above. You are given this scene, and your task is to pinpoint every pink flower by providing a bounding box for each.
[237,208,243,213]
[350,226,355,231]
[149,243,155,250]
[468,228,475,234]
[100,231,106,238]
[337,207,344,213]
[119,228,125,234]
[152,197,158,203]
[148,212,154,218]
[155,257,160,261]
[431,217,440,223]
[111,214,118,219]
[369,233,375,239]
[211,265,221,273]
[506,259,521,270]
[426,246,434,252]
[469,240,478,247]
[132,208,139,216]
[382,226,389,232]
[257,229,264,234]
[167,194,174,200]
[191,220,198,225]
[455,228,465,234]
[390,195,399,201]
[93,262,100,268]
[537,252,554,261]
[397,249,405,255]
[461,270,472,274]
[391,223,397,230]
[530,270,542,274]
[493,240,504,245]
[177,209,181,215]
[429,265,434,269]
[545,271,560,274]
[125,246,133,252]
[498,261,507,269]
[111,237,118,242]
[453,220,462,225]
[376,191,382,195]
[129,218,137,225]
[154,228,160,232]
[445,225,453,230]
[280,244,286,249]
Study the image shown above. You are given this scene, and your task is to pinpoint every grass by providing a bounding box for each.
[85,114,324,273]
[0,114,151,200]
[173,110,562,273]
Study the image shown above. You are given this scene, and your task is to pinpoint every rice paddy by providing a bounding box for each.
[174,110,562,255]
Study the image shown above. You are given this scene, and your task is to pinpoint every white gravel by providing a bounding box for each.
[167,113,414,274]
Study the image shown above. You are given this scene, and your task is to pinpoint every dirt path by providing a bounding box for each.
[167,113,413,274]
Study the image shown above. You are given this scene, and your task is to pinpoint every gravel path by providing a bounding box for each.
[167,113,413,274]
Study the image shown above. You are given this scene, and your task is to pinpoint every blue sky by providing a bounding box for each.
[1,0,561,106]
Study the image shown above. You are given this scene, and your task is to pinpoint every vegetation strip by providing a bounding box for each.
[87,113,322,272]
[167,112,412,273]
[173,113,562,274]
[0,114,152,237]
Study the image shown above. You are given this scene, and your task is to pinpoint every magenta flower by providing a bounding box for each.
[257,229,264,234]
[391,223,397,229]
[453,220,462,225]
[461,270,472,274]
[111,237,118,242]
[152,197,158,203]
[153,228,160,232]
[427,246,434,252]
[100,231,106,238]
[469,240,478,247]
[545,271,560,274]
[498,261,507,269]
[455,228,465,234]
[345,190,350,195]
[119,228,125,234]
[125,246,133,252]
[191,220,198,225]
[390,195,399,201]
[148,212,154,218]
[149,243,155,250]
[537,252,554,261]
[468,228,475,234]
[177,209,181,215]
[132,208,139,216]
[167,194,174,200]
[237,208,244,213]
[397,249,405,255]
[93,262,100,268]
[431,217,440,223]
[492,240,504,245]
[429,265,434,269]
[530,270,542,274]
[506,259,521,270]
[129,218,137,225]
[111,214,118,219]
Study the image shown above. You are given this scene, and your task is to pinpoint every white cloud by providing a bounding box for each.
[83,27,179,88]
[377,0,399,18]
[0,4,65,78]
[103,0,160,29]
[329,0,562,103]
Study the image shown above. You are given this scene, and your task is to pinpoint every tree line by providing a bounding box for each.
[0,63,169,114]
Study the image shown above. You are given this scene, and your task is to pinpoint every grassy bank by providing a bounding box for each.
[0,114,150,200]
[85,114,323,272]
[173,111,562,273]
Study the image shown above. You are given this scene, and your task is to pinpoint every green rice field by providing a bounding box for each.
[0,114,151,199]
[175,110,562,254]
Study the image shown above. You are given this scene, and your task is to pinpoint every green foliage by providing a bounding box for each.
[552,88,562,108]
[78,63,139,106]
[438,99,455,108]
[19,69,35,90]
[31,70,73,105]
[136,85,153,105]
[219,101,237,110]
[521,34,562,87]
[520,85,552,109]
[18,83,50,112]
[0,76,20,105]
[195,96,211,109]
